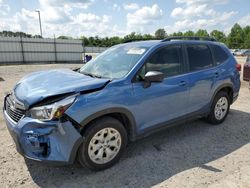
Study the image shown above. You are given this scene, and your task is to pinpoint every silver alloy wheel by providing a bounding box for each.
[88,127,122,164]
[214,96,228,120]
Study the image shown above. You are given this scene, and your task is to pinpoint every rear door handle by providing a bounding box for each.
[179,81,187,86]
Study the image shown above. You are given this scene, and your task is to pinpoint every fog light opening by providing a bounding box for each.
[25,134,50,157]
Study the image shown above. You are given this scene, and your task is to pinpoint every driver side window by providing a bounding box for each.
[146,45,183,78]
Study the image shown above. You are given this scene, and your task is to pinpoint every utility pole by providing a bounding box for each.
[35,10,43,38]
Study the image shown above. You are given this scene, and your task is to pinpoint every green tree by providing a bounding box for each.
[210,30,226,42]
[57,36,73,39]
[155,28,166,39]
[171,32,183,36]
[123,32,144,42]
[227,23,244,49]
[243,26,250,48]
[109,36,122,46]
[142,34,154,40]
[183,30,195,37]
[2,23,250,49]
[94,36,101,46]
[0,30,33,38]
[243,26,250,35]
[244,32,250,48]
[195,29,209,37]
[80,36,90,46]
[33,35,42,38]
[123,32,136,42]
[88,36,95,46]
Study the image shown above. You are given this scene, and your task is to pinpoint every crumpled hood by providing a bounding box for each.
[14,69,110,108]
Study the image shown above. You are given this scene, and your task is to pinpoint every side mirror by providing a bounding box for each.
[143,71,164,88]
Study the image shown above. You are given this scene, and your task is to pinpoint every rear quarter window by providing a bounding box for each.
[211,45,229,65]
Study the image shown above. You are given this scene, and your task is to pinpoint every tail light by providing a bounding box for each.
[236,63,241,72]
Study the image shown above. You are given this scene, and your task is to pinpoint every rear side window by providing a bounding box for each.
[211,45,229,65]
[187,44,213,71]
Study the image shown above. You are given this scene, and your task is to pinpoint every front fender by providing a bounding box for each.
[66,101,137,141]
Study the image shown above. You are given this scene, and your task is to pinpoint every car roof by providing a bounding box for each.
[122,39,224,49]
[120,40,160,48]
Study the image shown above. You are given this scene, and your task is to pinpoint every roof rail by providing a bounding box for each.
[161,36,216,42]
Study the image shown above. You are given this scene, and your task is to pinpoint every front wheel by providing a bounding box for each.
[206,91,230,125]
[77,116,127,171]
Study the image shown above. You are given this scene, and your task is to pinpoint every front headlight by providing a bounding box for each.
[30,95,76,121]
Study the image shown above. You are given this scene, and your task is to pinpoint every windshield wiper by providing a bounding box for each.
[81,72,103,78]
[92,74,103,78]
[72,67,80,72]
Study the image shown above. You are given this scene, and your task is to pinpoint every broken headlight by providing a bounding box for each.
[30,95,76,121]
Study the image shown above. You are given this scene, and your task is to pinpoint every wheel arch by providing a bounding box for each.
[79,108,137,141]
[211,84,234,106]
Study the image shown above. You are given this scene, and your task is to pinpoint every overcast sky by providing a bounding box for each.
[0,0,250,38]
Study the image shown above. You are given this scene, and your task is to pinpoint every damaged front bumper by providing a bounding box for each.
[3,109,83,165]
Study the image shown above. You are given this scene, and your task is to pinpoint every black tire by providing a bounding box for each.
[77,116,127,171]
[206,91,230,125]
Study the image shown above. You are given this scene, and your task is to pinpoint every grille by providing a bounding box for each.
[5,95,25,123]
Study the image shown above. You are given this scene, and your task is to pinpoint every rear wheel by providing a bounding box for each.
[77,116,127,170]
[206,91,230,125]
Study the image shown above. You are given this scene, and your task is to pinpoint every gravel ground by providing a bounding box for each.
[0,59,250,188]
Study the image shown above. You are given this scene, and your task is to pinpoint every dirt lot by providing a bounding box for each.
[0,59,250,188]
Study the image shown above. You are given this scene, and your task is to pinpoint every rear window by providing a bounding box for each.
[211,45,229,65]
[187,44,213,71]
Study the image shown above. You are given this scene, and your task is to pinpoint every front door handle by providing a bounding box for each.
[179,81,187,86]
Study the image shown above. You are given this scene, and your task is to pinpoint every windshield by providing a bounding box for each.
[80,44,148,79]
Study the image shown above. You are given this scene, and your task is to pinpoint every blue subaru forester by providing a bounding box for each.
[3,37,241,170]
